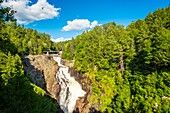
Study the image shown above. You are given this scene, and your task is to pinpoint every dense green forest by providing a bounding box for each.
[61,7,170,112]
[0,21,57,55]
[0,1,59,112]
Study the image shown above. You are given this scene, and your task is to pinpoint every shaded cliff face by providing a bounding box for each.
[22,55,60,101]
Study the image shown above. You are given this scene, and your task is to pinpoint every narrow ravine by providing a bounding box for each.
[53,57,86,113]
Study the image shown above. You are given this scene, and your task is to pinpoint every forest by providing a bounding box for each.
[0,0,170,112]
[60,6,170,112]
[0,1,59,112]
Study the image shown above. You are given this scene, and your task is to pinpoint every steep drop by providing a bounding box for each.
[54,57,86,113]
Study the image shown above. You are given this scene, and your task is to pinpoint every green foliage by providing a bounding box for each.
[0,53,58,113]
[0,53,24,85]
[0,3,58,113]
[62,39,75,60]
[1,23,57,55]
[61,6,170,112]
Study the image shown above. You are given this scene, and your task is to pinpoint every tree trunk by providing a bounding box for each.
[119,49,125,75]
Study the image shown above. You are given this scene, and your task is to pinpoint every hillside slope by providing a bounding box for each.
[60,6,170,112]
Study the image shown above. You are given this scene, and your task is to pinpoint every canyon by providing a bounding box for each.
[22,55,98,113]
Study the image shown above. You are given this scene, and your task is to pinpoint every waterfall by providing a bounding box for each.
[53,57,86,113]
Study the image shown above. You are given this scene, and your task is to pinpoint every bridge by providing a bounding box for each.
[43,51,62,56]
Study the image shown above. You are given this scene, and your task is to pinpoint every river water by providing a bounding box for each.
[53,57,86,113]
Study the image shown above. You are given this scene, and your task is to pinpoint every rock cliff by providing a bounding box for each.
[22,55,60,101]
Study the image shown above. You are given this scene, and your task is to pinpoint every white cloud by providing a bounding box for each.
[90,20,98,28]
[62,19,98,31]
[51,37,72,42]
[2,0,60,24]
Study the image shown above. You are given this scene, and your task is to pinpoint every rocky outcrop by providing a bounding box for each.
[22,55,60,101]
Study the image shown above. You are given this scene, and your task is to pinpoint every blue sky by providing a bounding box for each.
[2,0,170,42]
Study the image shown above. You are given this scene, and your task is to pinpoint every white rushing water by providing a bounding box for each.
[53,57,86,113]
